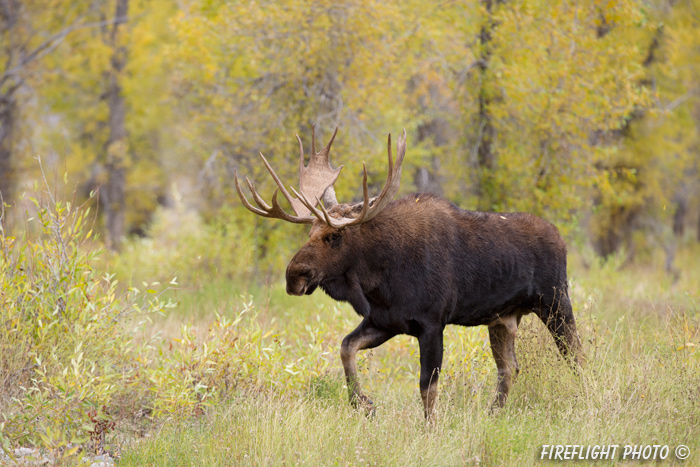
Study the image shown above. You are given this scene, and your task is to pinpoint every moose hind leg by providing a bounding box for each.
[488,318,519,410]
[340,319,395,415]
[538,286,583,366]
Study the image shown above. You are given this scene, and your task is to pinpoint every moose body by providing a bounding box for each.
[287,193,580,415]
[236,128,582,417]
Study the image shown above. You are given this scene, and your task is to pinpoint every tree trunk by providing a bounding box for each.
[103,0,129,251]
[474,0,502,210]
[414,118,446,196]
[590,26,662,259]
[672,190,687,237]
[0,0,20,203]
[0,95,16,202]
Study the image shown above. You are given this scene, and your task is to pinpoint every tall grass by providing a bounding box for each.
[119,298,700,466]
[2,185,698,465]
[116,232,699,465]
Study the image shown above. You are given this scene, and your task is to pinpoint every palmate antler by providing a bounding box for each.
[235,127,407,228]
[234,126,342,224]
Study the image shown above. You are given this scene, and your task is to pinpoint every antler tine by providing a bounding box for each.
[268,189,314,224]
[386,132,394,180]
[234,168,315,224]
[374,128,406,202]
[259,152,308,217]
[397,128,407,164]
[319,127,338,158]
[311,124,316,156]
[308,124,340,158]
[373,128,406,202]
[316,199,338,226]
[234,172,270,217]
[356,162,371,219]
[318,129,407,229]
[296,134,305,174]
[315,197,340,227]
[291,187,327,223]
[246,178,272,211]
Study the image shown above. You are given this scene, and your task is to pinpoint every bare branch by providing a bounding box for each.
[664,91,695,112]
[0,16,129,85]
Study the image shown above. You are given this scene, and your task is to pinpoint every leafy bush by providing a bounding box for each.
[0,178,342,458]
[0,185,175,456]
[108,195,303,290]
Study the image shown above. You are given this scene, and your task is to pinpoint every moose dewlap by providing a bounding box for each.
[236,127,583,418]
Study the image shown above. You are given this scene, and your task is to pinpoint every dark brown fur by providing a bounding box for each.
[286,193,582,417]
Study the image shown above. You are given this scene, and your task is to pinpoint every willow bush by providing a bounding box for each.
[0,176,348,460]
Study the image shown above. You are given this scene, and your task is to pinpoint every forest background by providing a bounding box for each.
[1,0,699,465]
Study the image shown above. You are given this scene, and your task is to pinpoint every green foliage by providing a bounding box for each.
[0,176,331,454]
[463,0,654,228]
[0,0,697,264]
[588,0,700,256]
[0,174,351,453]
[144,302,343,418]
[0,177,178,453]
[3,0,697,265]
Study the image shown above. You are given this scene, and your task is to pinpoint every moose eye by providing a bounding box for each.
[325,232,342,247]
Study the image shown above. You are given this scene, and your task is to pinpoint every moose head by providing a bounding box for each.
[235,127,406,300]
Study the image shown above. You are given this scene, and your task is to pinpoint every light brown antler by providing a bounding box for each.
[297,126,343,213]
[234,126,343,224]
[292,129,407,229]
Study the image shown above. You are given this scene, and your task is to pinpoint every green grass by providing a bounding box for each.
[118,330,699,466]
[114,244,700,466]
[4,176,698,465]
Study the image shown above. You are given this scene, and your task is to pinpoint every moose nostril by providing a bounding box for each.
[286,277,307,296]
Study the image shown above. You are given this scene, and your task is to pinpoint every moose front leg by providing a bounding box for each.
[418,328,444,419]
[340,319,395,415]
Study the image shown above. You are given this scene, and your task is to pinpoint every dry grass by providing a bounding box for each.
[116,244,700,466]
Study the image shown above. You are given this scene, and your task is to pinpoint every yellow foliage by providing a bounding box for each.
[5,0,700,260]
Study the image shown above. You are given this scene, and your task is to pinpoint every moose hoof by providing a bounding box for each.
[352,394,375,417]
[489,397,506,415]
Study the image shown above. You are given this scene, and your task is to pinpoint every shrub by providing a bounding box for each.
[0,174,340,459]
[0,184,175,457]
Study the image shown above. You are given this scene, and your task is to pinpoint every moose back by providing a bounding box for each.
[236,128,583,418]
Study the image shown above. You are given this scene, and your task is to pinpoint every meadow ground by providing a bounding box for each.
[114,243,700,466]
[1,197,698,466]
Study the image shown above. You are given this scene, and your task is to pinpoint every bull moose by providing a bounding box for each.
[235,127,583,418]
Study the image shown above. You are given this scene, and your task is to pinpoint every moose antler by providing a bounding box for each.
[235,128,407,228]
[298,127,343,211]
[292,129,407,229]
[235,126,343,224]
